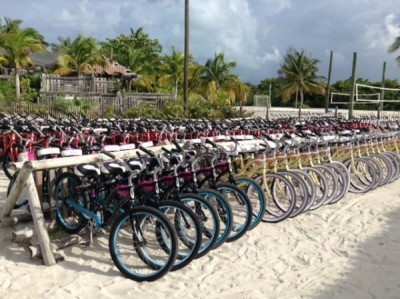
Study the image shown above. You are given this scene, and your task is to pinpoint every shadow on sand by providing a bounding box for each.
[311,207,400,299]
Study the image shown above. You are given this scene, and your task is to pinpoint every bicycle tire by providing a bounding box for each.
[109,206,178,282]
[233,176,266,230]
[214,182,252,242]
[311,164,338,208]
[325,161,350,204]
[254,173,296,223]
[179,193,220,258]
[157,200,202,271]
[345,157,378,193]
[196,188,232,248]
[278,170,309,217]
[53,172,87,234]
[289,168,317,211]
[301,167,329,211]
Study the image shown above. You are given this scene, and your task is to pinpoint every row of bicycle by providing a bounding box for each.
[1,112,383,180]
[9,125,400,281]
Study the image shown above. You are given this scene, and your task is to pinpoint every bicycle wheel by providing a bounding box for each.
[2,146,21,179]
[179,193,220,258]
[345,157,378,193]
[301,167,329,211]
[370,153,394,186]
[196,188,232,248]
[53,172,87,234]
[232,177,266,230]
[325,161,350,204]
[109,206,178,282]
[254,173,296,223]
[381,151,400,182]
[289,168,316,211]
[278,170,309,217]
[311,164,338,208]
[362,156,383,189]
[214,182,252,242]
[157,200,201,271]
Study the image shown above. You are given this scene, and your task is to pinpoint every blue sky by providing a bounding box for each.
[2,0,400,84]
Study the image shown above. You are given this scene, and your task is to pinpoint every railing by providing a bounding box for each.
[0,92,174,118]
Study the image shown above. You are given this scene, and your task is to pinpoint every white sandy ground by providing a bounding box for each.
[0,172,400,299]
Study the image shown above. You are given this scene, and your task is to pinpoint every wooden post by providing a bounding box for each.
[378,61,386,119]
[348,52,357,119]
[25,164,56,266]
[325,51,333,113]
[1,153,57,266]
[0,162,32,219]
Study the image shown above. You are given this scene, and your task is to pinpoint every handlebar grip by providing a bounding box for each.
[161,147,172,154]
[172,139,183,152]
[138,145,155,157]
[101,149,116,159]
[230,136,238,143]
[205,138,218,148]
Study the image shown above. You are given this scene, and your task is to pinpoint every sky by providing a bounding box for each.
[2,0,400,85]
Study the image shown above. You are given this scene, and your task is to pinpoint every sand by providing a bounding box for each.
[1,171,400,299]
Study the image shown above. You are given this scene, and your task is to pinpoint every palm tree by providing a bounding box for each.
[388,34,400,64]
[159,47,185,98]
[0,17,22,34]
[278,48,325,118]
[53,34,105,76]
[228,77,250,116]
[127,47,154,92]
[199,52,238,100]
[0,19,46,100]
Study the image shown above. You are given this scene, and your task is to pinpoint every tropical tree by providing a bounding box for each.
[388,34,400,64]
[278,48,325,118]
[126,47,154,92]
[227,76,250,115]
[0,17,22,34]
[0,18,46,100]
[100,27,162,75]
[158,47,185,98]
[53,34,105,76]
[198,52,239,100]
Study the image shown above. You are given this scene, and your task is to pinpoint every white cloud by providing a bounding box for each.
[189,0,261,69]
[50,0,121,40]
[259,48,282,64]
[1,0,400,83]
[364,14,400,51]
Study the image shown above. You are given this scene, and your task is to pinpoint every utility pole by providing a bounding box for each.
[378,61,386,119]
[183,0,190,116]
[325,51,333,113]
[348,52,357,119]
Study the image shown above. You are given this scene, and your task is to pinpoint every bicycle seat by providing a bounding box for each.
[36,147,61,157]
[101,161,127,176]
[75,163,101,177]
[127,158,145,172]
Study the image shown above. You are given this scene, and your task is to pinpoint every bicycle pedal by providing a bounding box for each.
[79,241,93,248]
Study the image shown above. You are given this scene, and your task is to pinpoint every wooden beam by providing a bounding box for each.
[25,169,56,265]
[0,161,32,219]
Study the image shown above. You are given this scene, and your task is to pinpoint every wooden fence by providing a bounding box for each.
[40,74,118,95]
[1,92,174,118]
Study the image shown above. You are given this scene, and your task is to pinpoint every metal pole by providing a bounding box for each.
[183,0,190,116]
[325,51,333,113]
[348,52,357,119]
[266,83,271,120]
[378,61,386,119]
